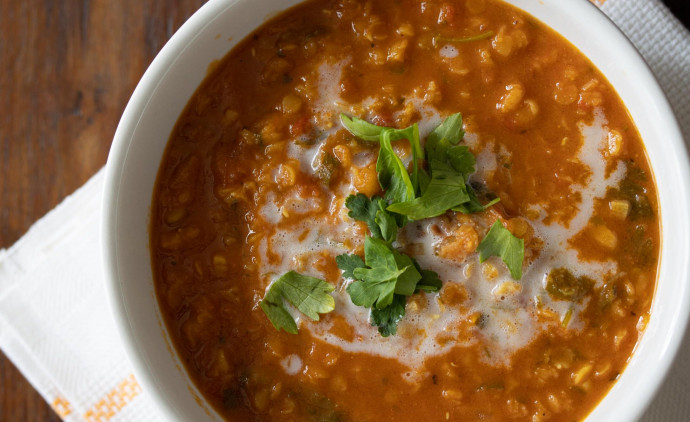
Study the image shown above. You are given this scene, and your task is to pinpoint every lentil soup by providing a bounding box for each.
[150,0,660,420]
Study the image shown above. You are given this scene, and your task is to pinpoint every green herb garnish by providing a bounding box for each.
[345,236,421,309]
[341,114,425,197]
[262,112,527,335]
[337,236,441,336]
[386,113,497,219]
[545,267,594,302]
[477,221,525,280]
[260,271,335,334]
[337,113,526,334]
[370,294,407,337]
[335,253,366,279]
[344,194,399,242]
[387,160,471,219]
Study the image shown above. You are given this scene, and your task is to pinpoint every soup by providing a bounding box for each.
[150,0,660,420]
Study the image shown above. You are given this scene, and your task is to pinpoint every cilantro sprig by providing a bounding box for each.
[336,237,441,336]
[342,113,499,221]
[370,295,406,337]
[341,112,523,280]
[477,221,525,280]
[387,113,498,218]
[260,271,335,334]
[344,193,399,242]
[341,114,424,198]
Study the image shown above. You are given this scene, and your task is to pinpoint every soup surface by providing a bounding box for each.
[150,0,660,420]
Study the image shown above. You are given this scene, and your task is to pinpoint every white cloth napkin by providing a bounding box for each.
[1,0,688,420]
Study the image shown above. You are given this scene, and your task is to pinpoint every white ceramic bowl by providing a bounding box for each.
[102,0,690,420]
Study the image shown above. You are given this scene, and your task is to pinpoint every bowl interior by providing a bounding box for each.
[102,0,690,420]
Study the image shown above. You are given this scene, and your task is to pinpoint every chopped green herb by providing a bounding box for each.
[615,163,653,220]
[562,307,574,327]
[375,208,399,243]
[340,114,389,142]
[345,194,399,241]
[314,151,340,185]
[390,248,423,296]
[477,221,525,280]
[425,113,465,161]
[387,114,497,219]
[337,237,440,336]
[260,271,335,333]
[335,253,365,279]
[545,267,594,301]
[446,145,476,178]
[338,112,523,336]
[453,189,500,214]
[599,280,618,310]
[347,237,420,309]
[416,268,443,292]
[625,224,655,267]
[340,114,425,196]
[370,294,406,337]
[377,129,416,208]
[301,392,345,422]
[260,297,299,334]
[387,160,470,219]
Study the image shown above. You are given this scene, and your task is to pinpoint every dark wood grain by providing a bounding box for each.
[0,0,687,421]
[0,0,205,420]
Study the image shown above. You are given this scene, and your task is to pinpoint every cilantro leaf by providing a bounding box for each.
[345,193,400,242]
[345,194,385,240]
[259,300,298,334]
[418,168,431,195]
[447,145,476,180]
[385,114,499,219]
[347,274,398,309]
[385,124,424,195]
[340,114,389,142]
[391,249,422,296]
[452,192,500,214]
[375,208,398,243]
[345,237,421,309]
[277,271,336,320]
[336,253,365,279]
[341,114,425,198]
[339,240,440,337]
[339,112,513,337]
[378,130,415,206]
[351,237,409,308]
[362,234,399,269]
[386,160,470,220]
[370,294,406,337]
[260,271,335,333]
[416,269,443,292]
[477,221,525,280]
[426,113,465,161]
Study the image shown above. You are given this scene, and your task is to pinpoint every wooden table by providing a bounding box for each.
[0,1,205,419]
[0,0,687,420]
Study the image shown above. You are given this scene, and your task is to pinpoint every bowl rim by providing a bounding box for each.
[100,0,255,419]
[101,0,690,421]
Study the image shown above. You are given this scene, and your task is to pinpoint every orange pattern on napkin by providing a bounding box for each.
[83,374,143,422]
